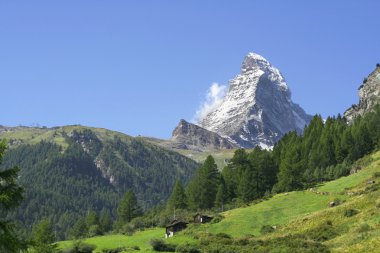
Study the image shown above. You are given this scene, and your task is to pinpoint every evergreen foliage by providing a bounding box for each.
[273,106,380,192]
[186,155,220,210]
[117,190,141,226]
[0,140,26,253]
[30,219,57,253]
[167,180,187,212]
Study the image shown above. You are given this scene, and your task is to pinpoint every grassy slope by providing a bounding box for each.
[59,229,194,253]
[175,148,238,169]
[0,125,136,149]
[59,151,380,252]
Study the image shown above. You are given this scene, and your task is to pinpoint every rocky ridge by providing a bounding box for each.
[170,119,238,151]
[344,65,380,122]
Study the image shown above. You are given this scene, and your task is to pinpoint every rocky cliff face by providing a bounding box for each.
[198,52,312,149]
[171,119,238,151]
[344,65,380,122]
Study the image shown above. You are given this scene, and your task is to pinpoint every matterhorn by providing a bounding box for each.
[198,52,312,149]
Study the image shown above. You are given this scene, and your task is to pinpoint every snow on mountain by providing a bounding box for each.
[198,52,312,149]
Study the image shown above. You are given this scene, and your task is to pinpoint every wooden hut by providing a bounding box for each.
[193,213,213,224]
[165,220,188,238]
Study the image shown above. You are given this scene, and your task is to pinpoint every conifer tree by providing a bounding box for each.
[186,155,220,210]
[215,177,228,210]
[0,140,25,253]
[167,180,187,211]
[117,190,141,225]
[31,219,57,253]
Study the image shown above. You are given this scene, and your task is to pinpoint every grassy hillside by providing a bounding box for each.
[140,136,240,169]
[59,150,380,252]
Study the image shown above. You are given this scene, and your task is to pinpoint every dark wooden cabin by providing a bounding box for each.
[194,213,213,224]
[165,220,188,238]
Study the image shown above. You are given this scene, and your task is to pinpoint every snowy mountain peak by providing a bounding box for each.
[242,52,270,72]
[198,52,312,148]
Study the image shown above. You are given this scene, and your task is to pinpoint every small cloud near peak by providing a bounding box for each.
[192,82,227,123]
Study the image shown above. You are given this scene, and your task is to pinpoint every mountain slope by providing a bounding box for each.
[0,125,199,238]
[199,52,312,148]
[344,64,380,122]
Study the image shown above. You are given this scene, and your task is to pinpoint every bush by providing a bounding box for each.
[344,209,359,217]
[260,225,274,234]
[356,223,371,233]
[175,243,201,253]
[215,233,232,239]
[150,239,176,252]
[210,214,224,224]
[306,221,338,242]
[373,172,380,178]
[363,78,368,83]
[102,247,127,253]
[88,225,102,237]
[120,223,135,236]
[63,241,97,253]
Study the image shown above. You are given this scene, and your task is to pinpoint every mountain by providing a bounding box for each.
[170,119,238,151]
[198,52,312,149]
[0,125,199,238]
[344,64,380,122]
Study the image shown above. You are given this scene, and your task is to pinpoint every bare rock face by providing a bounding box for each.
[344,65,380,122]
[171,119,238,151]
[198,52,312,149]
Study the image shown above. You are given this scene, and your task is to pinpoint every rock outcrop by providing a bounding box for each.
[170,119,238,151]
[344,65,380,122]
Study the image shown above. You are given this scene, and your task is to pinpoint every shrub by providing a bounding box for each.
[377,63,380,68]
[132,245,140,250]
[344,209,359,217]
[373,172,380,178]
[150,238,176,252]
[175,243,201,253]
[306,221,338,242]
[215,233,232,239]
[260,225,275,234]
[356,223,371,233]
[210,214,224,224]
[63,241,97,253]
[88,225,102,237]
[363,78,368,83]
[120,223,135,236]
[102,247,127,253]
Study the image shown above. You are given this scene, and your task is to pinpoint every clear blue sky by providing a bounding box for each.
[1,1,379,138]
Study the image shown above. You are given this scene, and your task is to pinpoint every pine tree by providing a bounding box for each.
[167,180,187,212]
[238,168,256,202]
[186,155,220,210]
[86,211,101,237]
[215,177,228,210]
[199,155,220,209]
[31,219,57,253]
[99,209,113,233]
[70,218,87,239]
[117,190,141,225]
[0,140,26,253]
[274,139,305,193]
